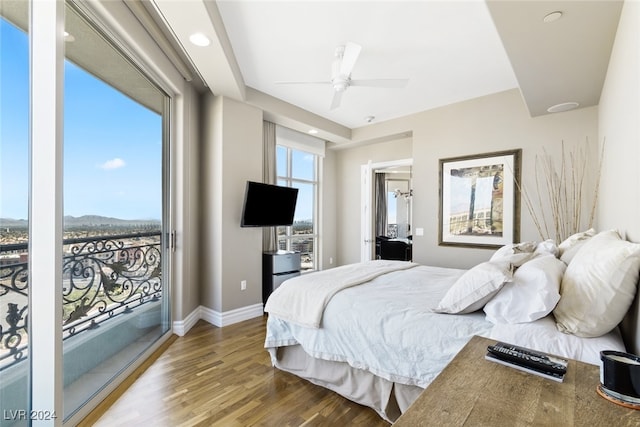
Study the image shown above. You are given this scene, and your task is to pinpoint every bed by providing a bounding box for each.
[264,230,640,423]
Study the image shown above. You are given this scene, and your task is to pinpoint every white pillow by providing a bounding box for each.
[553,230,640,337]
[534,239,559,257]
[488,315,626,366]
[435,261,513,314]
[558,228,596,264]
[484,255,565,324]
[490,241,537,267]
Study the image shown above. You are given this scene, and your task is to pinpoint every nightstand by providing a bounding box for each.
[394,335,640,426]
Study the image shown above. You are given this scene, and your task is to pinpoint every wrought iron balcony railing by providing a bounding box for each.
[0,231,162,372]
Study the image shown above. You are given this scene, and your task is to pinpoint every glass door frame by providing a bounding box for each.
[30,1,65,421]
[28,2,175,424]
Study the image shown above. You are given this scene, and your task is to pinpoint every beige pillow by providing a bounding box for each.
[435,261,513,314]
[553,230,640,337]
[558,228,596,264]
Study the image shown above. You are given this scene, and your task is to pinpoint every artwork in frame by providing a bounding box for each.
[439,149,521,248]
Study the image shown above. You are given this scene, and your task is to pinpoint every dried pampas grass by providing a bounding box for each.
[517,139,604,244]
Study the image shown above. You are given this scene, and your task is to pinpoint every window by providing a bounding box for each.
[275,128,322,272]
[0,7,30,417]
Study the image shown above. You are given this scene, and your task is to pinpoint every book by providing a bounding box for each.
[485,346,568,383]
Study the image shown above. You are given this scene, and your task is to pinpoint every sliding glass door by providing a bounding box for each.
[62,2,170,420]
[1,1,172,423]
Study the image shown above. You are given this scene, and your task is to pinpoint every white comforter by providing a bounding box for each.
[265,264,492,387]
[264,259,419,328]
[265,263,627,388]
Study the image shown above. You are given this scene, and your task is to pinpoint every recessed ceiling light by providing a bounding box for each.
[189,32,211,47]
[308,129,318,135]
[543,11,563,23]
[547,102,580,113]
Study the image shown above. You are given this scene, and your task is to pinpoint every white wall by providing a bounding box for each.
[598,0,640,242]
[198,93,340,315]
[335,137,413,265]
[598,0,640,355]
[320,149,338,269]
[200,94,264,313]
[335,89,599,269]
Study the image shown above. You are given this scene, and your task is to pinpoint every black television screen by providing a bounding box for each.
[240,181,299,227]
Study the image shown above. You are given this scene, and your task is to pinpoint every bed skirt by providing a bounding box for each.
[268,344,424,423]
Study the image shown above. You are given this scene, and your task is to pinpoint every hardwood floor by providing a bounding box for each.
[85,316,389,426]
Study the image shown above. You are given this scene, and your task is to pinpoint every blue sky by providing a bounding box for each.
[1,18,162,221]
[277,146,314,222]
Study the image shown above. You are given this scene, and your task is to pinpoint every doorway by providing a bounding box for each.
[360,159,413,261]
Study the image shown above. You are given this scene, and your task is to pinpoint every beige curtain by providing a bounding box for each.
[375,172,388,237]
[262,121,277,252]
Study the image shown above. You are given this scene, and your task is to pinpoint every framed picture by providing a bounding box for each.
[439,149,521,248]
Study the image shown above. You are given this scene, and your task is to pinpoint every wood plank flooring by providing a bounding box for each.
[85,315,389,426]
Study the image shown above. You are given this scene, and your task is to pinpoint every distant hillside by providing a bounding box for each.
[0,218,28,227]
[1,216,160,227]
[64,215,160,227]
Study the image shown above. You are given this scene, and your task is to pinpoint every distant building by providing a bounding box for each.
[0,253,27,266]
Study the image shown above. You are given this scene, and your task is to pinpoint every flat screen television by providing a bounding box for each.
[240,181,299,227]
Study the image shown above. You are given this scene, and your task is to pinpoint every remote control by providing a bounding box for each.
[487,343,567,375]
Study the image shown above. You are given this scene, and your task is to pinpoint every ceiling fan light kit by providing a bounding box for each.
[276,42,408,110]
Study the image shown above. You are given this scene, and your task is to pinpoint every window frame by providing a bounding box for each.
[276,144,320,272]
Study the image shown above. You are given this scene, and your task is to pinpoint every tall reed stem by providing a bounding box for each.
[517,139,603,244]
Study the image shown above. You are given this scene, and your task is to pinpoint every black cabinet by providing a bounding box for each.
[379,239,412,261]
[262,250,301,304]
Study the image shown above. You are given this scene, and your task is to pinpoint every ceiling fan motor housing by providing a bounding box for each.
[332,76,350,92]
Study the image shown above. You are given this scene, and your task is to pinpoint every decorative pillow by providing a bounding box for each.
[490,241,537,267]
[484,255,565,324]
[553,230,640,337]
[534,239,559,257]
[435,261,513,314]
[558,228,596,264]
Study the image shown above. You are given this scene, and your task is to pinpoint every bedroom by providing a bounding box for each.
[1,0,639,425]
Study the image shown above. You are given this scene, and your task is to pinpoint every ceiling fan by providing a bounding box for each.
[276,42,409,110]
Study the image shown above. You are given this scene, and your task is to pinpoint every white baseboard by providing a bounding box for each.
[172,307,200,337]
[172,303,264,335]
[200,303,264,327]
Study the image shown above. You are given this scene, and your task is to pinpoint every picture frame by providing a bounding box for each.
[439,149,521,248]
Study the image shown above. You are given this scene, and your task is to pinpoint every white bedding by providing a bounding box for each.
[265,263,626,390]
[264,259,418,328]
[488,315,625,365]
[266,265,492,387]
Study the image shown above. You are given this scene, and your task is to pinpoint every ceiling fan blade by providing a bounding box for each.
[330,90,343,110]
[339,42,362,76]
[350,78,409,88]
